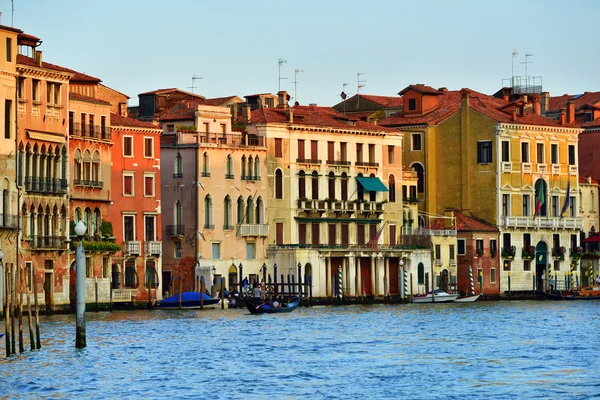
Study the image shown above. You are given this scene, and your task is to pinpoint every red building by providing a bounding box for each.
[108,113,163,304]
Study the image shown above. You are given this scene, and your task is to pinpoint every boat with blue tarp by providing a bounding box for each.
[157,292,221,309]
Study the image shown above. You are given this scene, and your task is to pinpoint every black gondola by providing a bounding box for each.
[244,296,300,314]
[543,291,600,300]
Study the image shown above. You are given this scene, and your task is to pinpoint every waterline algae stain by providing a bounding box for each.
[1,302,598,398]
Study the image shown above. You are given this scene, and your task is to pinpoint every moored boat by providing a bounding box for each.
[411,289,459,303]
[244,296,300,314]
[157,292,221,309]
[455,294,481,303]
[543,288,600,300]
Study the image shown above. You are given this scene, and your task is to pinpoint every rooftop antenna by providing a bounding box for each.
[357,73,366,107]
[341,82,349,115]
[189,75,202,94]
[521,53,533,85]
[293,68,303,104]
[511,49,518,87]
[278,58,287,92]
[11,0,14,27]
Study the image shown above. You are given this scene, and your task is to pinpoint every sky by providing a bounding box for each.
[4,0,599,107]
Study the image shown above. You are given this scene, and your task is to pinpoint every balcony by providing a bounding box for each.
[413,227,457,236]
[24,177,68,195]
[501,162,512,173]
[241,175,261,181]
[355,161,379,167]
[503,216,583,230]
[74,179,104,189]
[201,172,211,177]
[237,224,269,237]
[166,225,185,236]
[551,164,561,175]
[326,160,351,166]
[569,165,578,174]
[0,213,19,229]
[30,236,67,250]
[173,173,183,179]
[296,158,322,165]
[71,123,111,141]
[190,132,264,147]
[536,163,547,173]
[435,259,443,266]
[522,163,532,174]
[124,241,141,255]
[225,174,234,179]
[144,241,162,255]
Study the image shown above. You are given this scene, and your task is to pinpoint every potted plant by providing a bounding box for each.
[521,245,535,260]
[570,246,583,261]
[476,249,484,257]
[501,245,516,259]
[552,246,566,261]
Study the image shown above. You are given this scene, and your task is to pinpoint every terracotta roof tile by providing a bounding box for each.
[17,54,101,83]
[110,113,160,129]
[69,92,111,106]
[137,88,205,100]
[454,211,498,232]
[549,92,600,112]
[579,176,599,185]
[202,95,241,106]
[398,84,444,96]
[357,95,404,108]
[159,100,202,122]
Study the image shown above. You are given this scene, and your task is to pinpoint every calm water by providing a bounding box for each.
[1,301,599,399]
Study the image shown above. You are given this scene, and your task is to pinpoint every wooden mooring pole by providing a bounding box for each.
[25,268,35,351]
[200,277,204,309]
[221,277,224,310]
[33,267,41,349]
[178,277,183,309]
[4,264,11,356]
[11,264,17,354]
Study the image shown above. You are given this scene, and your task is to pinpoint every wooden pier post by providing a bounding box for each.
[274,265,278,298]
[221,277,224,310]
[18,265,24,353]
[33,267,41,349]
[200,277,204,309]
[309,275,313,306]
[178,277,183,309]
[24,269,35,351]
[95,278,99,312]
[4,264,10,356]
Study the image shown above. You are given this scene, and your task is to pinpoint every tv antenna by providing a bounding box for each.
[278,58,287,92]
[357,73,366,107]
[189,75,202,94]
[511,50,518,87]
[293,68,303,104]
[521,53,533,81]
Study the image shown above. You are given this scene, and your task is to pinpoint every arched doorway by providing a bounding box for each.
[440,269,449,292]
[535,241,548,291]
[228,264,238,291]
[111,261,121,289]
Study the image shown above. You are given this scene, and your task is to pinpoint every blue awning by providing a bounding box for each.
[356,177,388,192]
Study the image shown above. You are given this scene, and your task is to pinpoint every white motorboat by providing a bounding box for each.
[411,289,459,303]
[455,294,481,303]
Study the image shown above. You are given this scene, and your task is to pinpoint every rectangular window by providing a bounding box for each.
[89,114,95,136]
[174,241,182,259]
[536,143,544,163]
[276,222,284,245]
[477,141,492,164]
[523,233,531,249]
[145,260,157,288]
[32,80,39,102]
[357,224,365,245]
[311,140,318,160]
[457,238,466,255]
[340,142,347,161]
[123,174,134,196]
[144,215,155,241]
[102,257,109,279]
[368,144,375,163]
[552,195,559,217]
[388,145,395,164]
[408,98,416,111]
[490,268,496,283]
[502,194,510,216]
[144,137,153,158]
[523,260,531,271]
[81,113,86,135]
[298,223,306,245]
[554,259,561,272]
[123,136,133,157]
[435,244,441,260]
[570,234,578,252]
[412,133,422,151]
[568,145,576,165]
[17,78,25,100]
[389,225,396,246]
[298,139,305,160]
[311,223,320,246]
[6,37,12,62]
[166,124,175,133]
[449,244,455,261]
[275,138,282,158]
[356,143,363,163]
[4,100,11,139]
[503,232,511,249]
[327,141,334,162]
[341,223,349,245]
[501,140,509,162]
[551,143,558,164]
[144,175,154,197]
[246,243,256,259]
[585,112,593,122]
[123,215,135,241]
[570,196,576,217]
[521,142,529,162]
[476,239,484,255]
[522,194,530,216]
[328,223,336,246]
[86,257,92,278]
[490,239,497,256]
[211,243,221,259]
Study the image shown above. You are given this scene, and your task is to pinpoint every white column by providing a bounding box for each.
[385,258,390,296]
[326,257,331,297]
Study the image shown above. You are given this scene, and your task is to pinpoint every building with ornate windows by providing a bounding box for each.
[159,101,268,295]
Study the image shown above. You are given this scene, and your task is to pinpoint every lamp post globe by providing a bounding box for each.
[399,259,404,267]
[74,220,87,238]
[0,249,4,261]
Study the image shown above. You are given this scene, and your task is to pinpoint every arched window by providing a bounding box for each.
[92,151,100,183]
[74,149,82,182]
[61,146,67,181]
[247,156,253,179]
[174,152,183,176]
[204,195,213,228]
[83,149,91,181]
[369,173,377,202]
[417,262,425,285]
[311,170,319,200]
[226,154,234,178]
[275,169,283,199]
[74,207,82,223]
[534,178,548,217]
[412,163,424,194]
[328,171,336,200]
[241,156,246,179]
[389,174,396,203]
[84,207,91,228]
[341,172,348,201]
[246,196,254,224]
[256,196,264,224]
[254,157,260,179]
[357,173,364,201]
[298,170,306,199]
[32,144,38,183]
[202,152,210,176]
[224,195,232,229]
[93,208,101,235]
[237,196,245,224]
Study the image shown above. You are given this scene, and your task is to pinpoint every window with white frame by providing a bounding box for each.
[501,140,510,162]
[211,242,221,259]
[144,174,155,197]
[246,243,256,259]
[521,142,529,163]
[522,194,530,216]
[123,173,134,196]
[536,143,544,163]
[144,215,156,241]
[144,137,154,158]
[412,133,422,151]
[123,136,133,157]
[123,215,135,241]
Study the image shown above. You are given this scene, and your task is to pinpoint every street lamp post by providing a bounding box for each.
[74,220,87,349]
[273,263,278,297]
[262,263,267,284]
[399,259,405,302]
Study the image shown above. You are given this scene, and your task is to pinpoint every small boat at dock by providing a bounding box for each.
[543,287,600,301]
[411,289,459,303]
[455,294,481,303]
[244,296,300,314]
[157,292,221,309]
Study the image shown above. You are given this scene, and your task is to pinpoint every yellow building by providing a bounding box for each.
[382,85,583,293]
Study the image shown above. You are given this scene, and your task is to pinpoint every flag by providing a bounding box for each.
[560,178,571,218]
[534,184,545,218]
[368,223,386,250]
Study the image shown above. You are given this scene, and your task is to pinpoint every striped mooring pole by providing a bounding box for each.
[547,264,552,291]
[338,266,343,304]
[403,268,408,300]
[469,266,475,295]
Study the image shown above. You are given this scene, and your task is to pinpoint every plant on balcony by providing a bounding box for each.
[176,124,197,132]
[570,246,584,261]
[476,249,484,257]
[521,245,536,260]
[100,221,114,238]
[552,246,566,261]
[501,246,517,259]
[490,250,497,258]
[70,240,121,252]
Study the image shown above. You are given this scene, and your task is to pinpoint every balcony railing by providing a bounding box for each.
[569,165,578,174]
[124,241,141,255]
[0,213,19,229]
[435,259,443,266]
[71,123,111,140]
[537,163,547,173]
[225,174,234,179]
[551,164,561,175]
[144,241,162,255]
[355,161,379,167]
[184,131,265,147]
[296,158,322,164]
[241,175,261,181]
[501,162,512,173]
[166,225,185,236]
[204,224,215,229]
[74,179,103,188]
[30,236,67,249]
[522,163,532,174]
[237,224,269,237]
[24,177,68,194]
[173,173,183,178]
[413,227,457,236]
[503,216,583,230]
[201,172,211,177]
[326,160,351,166]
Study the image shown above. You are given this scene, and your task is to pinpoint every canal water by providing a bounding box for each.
[1,301,599,399]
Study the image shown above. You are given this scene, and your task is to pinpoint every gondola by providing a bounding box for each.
[156,292,221,309]
[244,296,300,314]
[543,291,600,300]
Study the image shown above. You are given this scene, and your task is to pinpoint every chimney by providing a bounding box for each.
[243,105,251,123]
[372,119,377,126]
[230,104,238,124]
[277,91,289,108]
[460,89,470,107]
[542,92,550,114]
[522,94,528,103]
[532,95,541,116]
[288,108,294,123]
[559,108,566,125]
[511,109,517,121]
[438,87,448,92]
[567,101,575,124]
[118,102,127,117]
[502,88,511,102]
[35,50,42,67]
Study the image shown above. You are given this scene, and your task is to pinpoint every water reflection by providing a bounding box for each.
[1,302,599,398]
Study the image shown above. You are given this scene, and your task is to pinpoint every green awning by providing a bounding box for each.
[356,177,388,192]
